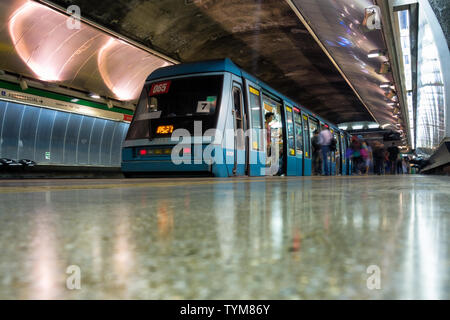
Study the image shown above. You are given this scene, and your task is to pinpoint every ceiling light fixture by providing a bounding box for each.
[385,89,397,99]
[362,6,381,31]
[379,82,391,89]
[89,93,101,99]
[367,49,386,58]
[19,78,28,91]
[378,61,391,74]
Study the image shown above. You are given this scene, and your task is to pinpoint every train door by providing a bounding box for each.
[302,113,312,176]
[243,79,265,176]
[231,81,246,176]
[262,93,284,176]
[284,103,296,176]
[293,107,303,176]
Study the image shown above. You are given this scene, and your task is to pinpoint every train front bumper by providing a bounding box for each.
[121,160,211,173]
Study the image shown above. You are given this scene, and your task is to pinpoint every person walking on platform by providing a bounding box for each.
[387,142,399,175]
[311,130,322,175]
[372,141,385,175]
[361,141,371,175]
[349,136,363,174]
[319,127,333,176]
[397,154,403,174]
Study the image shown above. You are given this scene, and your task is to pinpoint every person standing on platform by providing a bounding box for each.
[265,112,274,158]
[397,154,404,174]
[349,136,363,174]
[387,142,400,175]
[384,148,390,174]
[319,127,333,176]
[311,130,322,175]
[372,141,385,175]
[361,141,371,175]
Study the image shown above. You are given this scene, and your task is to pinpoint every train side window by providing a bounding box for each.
[303,115,311,158]
[233,86,244,149]
[285,105,295,156]
[248,86,262,150]
[294,109,303,154]
[233,87,243,122]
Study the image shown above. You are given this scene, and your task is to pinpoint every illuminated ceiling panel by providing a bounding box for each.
[289,0,399,130]
[0,0,173,101]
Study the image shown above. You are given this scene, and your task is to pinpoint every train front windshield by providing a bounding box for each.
[126,75,223,140]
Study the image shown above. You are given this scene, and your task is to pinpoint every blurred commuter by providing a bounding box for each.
[397,154,403,174]
[404,157,410,174]
[384,149,390,173]
[387,143,399,174]
[401,157,407,174]
[277,147,284,176]
[319,127,333,175]
[361,141,372,175]
[349,136,364,174]
[311,130,322,175]
[372,142,385,175]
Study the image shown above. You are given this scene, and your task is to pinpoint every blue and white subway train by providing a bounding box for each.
[121,58,352,177]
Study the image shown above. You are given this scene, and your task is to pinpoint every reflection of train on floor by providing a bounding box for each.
[122,59,352,177]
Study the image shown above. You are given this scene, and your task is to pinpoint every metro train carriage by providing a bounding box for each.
[121,59,352,177]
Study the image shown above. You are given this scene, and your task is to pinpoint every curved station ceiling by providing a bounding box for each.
[0,0,173,103]
[0,0,406,132]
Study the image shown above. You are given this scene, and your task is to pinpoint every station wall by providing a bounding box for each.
[0,100,129,167]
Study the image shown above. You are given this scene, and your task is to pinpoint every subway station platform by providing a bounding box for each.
[0,175,448,299]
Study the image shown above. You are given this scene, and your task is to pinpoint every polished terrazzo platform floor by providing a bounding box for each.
[0,175,448,299]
